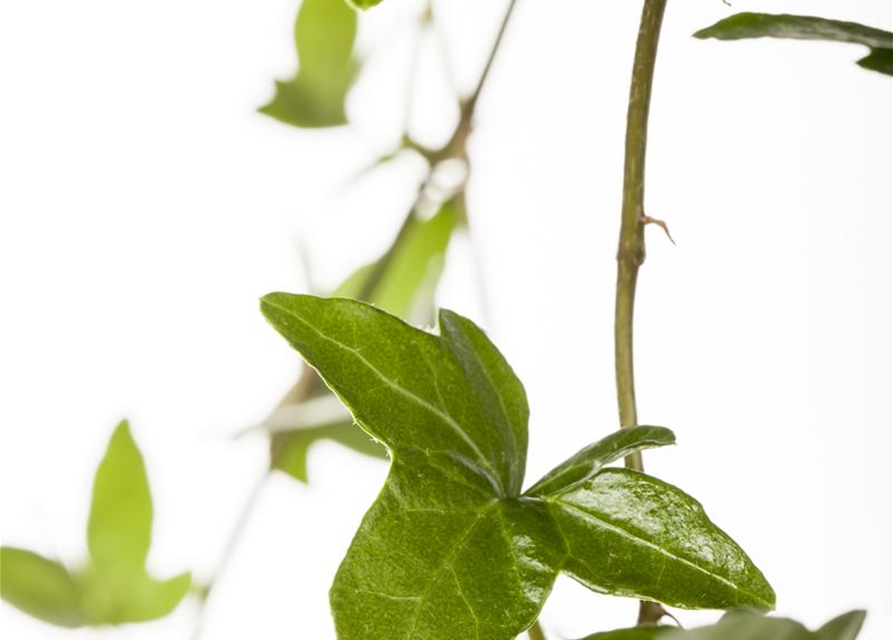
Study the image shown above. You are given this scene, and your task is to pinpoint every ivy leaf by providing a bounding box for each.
[694,13,893,77]
[260,295,775,640]
[0,421,190,627]
[0,548,86,628]
[577,610,866,640]
[259,0,359,128]
[270,202,459,483]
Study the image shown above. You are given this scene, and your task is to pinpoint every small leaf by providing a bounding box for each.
[857,48,893,76]
[259,0,359,128]
[816,611,867,640]
[694,13,893,77]
[88,420,152,577]
[0,547,86,628]
[527,426,675,497]
[260,295,775,639]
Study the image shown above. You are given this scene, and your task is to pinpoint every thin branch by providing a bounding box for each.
[467,0,521,113]
[614,0,670,626]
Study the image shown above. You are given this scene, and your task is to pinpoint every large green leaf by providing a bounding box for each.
[260,295,775,640]
[694,13,893,77]
[1,421,190,627]
[259,0,359,128]
[579,609,866,640]
[0,548,86,628]
[270,202,459,482]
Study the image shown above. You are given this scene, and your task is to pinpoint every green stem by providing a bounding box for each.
[615,0,669,626]
[528,620,548,640]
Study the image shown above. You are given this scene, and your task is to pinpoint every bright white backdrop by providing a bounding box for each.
[1,0,890,639]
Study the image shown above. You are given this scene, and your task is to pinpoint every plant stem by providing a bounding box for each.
[528,619,548,640]
[615,0,669,626]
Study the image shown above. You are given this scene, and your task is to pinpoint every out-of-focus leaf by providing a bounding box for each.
[694,13,893,77]
[260,295,775,640]
[0,548,86,628]
[273,419,386,482]
[259,0,359,127]
[269,201,459,482]
[579,610,866,640]
[80,569,191,624]
[335,199,459,323]
[0,421,190,627]
[88,421,152,577]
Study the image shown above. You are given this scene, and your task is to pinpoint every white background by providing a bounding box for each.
[1,0,890,639]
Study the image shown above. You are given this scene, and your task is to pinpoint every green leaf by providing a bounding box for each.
[260,295,775,640]
[1,421,190,627]
[577,610,866,640]
[527,426,675,497]
[579,610,866,640]
[80,569,191,625]
[259,0,359,128]
[857,48,893,76]
[88,420,152,577]
[273,419,386,482]
[694,13,893,77]
[269,202,459,482]
[0,547,86,628]
[544,468,775,609]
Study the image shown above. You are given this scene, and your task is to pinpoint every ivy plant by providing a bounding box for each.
[1,421,190,627]
[260,294,774,640]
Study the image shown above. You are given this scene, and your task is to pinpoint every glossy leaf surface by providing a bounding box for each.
[0,421,190,627]
[0,548,85,628]
[694,13,893,77]
[259,0,359,127]
[261,295,775,640]
[270,202,458,482]
[578,610,865,640]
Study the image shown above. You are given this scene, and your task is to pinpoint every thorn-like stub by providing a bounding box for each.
[642,214,676,245]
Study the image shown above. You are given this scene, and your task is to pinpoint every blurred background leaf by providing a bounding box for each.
[694,13,893,77]
[259,0,359,128]
[0,421,191,627]
[0,548,86,628]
